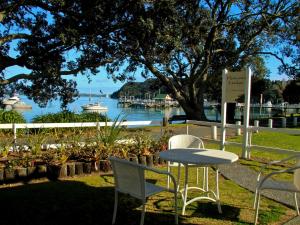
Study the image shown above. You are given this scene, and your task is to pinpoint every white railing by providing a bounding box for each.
[1,119,299,157]
[0,120,162,147]
[186,120,300,157]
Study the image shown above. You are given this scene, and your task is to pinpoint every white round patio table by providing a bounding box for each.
[159,148,238,215]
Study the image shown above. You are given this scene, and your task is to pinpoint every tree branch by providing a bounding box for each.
[0,33,30,45]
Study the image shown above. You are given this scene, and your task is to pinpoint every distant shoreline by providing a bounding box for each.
[78,93,110,98]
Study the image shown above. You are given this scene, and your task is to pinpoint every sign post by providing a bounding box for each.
[242,67,252,158]
[220,67,252,159]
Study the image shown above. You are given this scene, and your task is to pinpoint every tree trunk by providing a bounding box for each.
[180,100,207,120]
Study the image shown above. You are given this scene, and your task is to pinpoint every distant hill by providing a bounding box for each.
[110,79,169,99]
[79,93,108,98]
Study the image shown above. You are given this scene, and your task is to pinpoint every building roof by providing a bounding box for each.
[153,94,172,100]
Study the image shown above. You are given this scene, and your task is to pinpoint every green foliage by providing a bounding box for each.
[258,205,285,225]
[32,111,108,123]
[282,80,300,103]
[131,132,154,155]
[0,110,26,123]
[94,114,125,147]
[27,129,49,156]
[1,1,298,120]
[110,78,168,99]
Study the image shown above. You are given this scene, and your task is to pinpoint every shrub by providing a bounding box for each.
[0,110,26,123]
[32,110,108,123]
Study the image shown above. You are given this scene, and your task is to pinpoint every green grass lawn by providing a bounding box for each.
[206,130,300,181]
[0,126,299,224]
[0,166,295,225]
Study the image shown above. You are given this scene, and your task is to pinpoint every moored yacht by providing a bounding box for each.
[12,101,32,109]
[2,94,20,105]
[81,102,108,111]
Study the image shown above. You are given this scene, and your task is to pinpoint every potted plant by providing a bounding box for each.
[46,147,69,181]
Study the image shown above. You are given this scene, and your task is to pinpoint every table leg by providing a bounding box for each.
[177,164,181,192]
[205,167,209,196]
[215,167,222,213]
[182,165,189,215]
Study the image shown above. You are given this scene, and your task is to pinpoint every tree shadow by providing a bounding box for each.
[0,179,181,225]
[189,202,241,222]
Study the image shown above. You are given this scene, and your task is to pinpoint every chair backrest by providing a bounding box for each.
[294,159,300,190]
[168,134,204,150]
[109,157,145,199]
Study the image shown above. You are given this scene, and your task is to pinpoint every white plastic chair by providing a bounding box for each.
[109,156,178,225]
[253,154,300,225]
[167,134,207,190]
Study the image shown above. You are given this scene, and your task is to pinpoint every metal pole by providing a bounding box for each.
[220,69,228,151]
[236,121,241,136]
[211,125,217,140]
[13,123,17,151]
[254,120,259,133]
[268,119,273,128]
[242,67,252,159]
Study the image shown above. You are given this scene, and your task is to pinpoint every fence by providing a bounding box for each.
[186,120,300,157]
[1,119,299,158]
[0,120,162,149]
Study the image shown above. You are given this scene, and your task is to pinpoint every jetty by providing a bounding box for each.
[117,96,179,108]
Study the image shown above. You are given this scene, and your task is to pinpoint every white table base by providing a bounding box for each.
[180,165,222,215]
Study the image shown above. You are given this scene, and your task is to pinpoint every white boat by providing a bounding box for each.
[2,94,20,105]
[12,101,32,109]
[81,102,108,111]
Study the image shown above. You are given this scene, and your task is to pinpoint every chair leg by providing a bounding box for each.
[174,191,178,225]
[294,192,299,215]
[140,201,146,225]
[196,167,199,185]
[205,167,209,192]
[202,167,205,190]
[182,166,189,215]
[215,167,222,213]
[177,164,181,192]
[167,164,170,189]
[112,190,118,225]
[254,191,261,225]
[253,187,258,209]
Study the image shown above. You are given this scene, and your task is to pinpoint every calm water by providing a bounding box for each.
[14,96,220,122]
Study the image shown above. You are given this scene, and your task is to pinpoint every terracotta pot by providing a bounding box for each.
[67,162,76,177]
[146,155,154,167]
[27,166,37,178]
[15,167,27,179]
[138,155,147,166]
[153,152,160,165]
[47,164,67,181]
[4,168,15,180]
[75,162,84,175]
[0,169,4,183]
[99,160,111,172]
[36,165,47,178]
[83,162,92,174]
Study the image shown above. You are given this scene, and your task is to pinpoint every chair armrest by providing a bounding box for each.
[145,166,178,192]
[257,154,300,182]
[258,165,300,189]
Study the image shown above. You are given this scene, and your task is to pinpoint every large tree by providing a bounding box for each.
[0,0,118,108]
[1,0,299,118]
[106,0,299,120]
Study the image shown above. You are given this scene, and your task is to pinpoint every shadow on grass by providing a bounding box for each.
[0,179,180,225]
[189,202,241,221]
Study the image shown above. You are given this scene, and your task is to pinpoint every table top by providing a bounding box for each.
[159,148,238,166]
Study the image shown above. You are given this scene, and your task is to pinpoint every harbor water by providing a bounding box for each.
[13,96,221,123]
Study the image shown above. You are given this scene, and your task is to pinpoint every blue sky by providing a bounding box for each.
[4,56,287,95]
[73,56,288,95]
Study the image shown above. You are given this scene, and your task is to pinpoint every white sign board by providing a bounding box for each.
[225,71,246,102]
